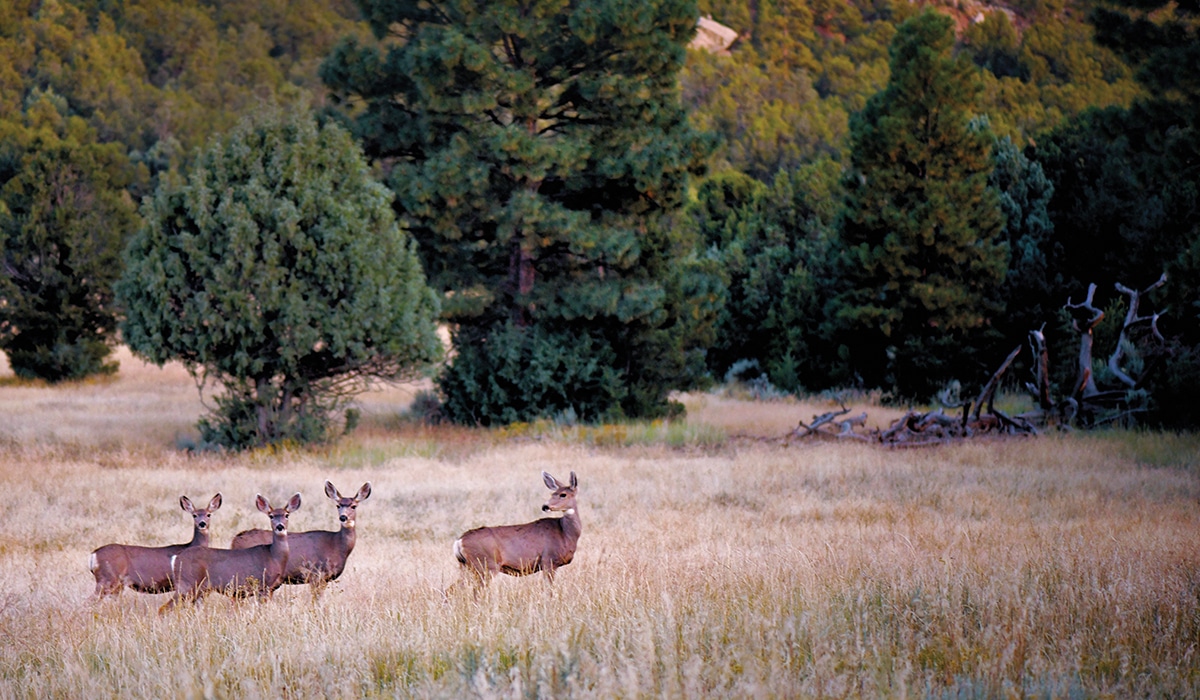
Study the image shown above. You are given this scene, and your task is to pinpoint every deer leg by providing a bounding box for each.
[309,579,329,603]
[93,580,121,600]
[158,591,185,614]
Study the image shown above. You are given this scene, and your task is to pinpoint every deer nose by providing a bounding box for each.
[542,505,550,512]
[340,515,347,522]
[198,521,207,529]
[275,524,285,532]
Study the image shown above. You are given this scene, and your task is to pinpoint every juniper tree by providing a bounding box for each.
[117,109,442,448]
[321,0,719,424]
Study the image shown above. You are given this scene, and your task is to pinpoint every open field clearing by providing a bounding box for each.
[1,351,1199,697]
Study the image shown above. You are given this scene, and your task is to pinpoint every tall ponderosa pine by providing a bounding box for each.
[322,0,719,425]
[832,10,1007,398]
[118,109,442,449]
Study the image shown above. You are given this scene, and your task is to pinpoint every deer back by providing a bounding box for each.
[457,518,576,576]
[230,529,351,584]
[168,493,299,603]
[89,493,222,597]
[228,481,368,585]
[90,542,189,594]
[454,471,581,579]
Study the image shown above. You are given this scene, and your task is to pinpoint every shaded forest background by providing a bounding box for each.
[2,0,1197,429]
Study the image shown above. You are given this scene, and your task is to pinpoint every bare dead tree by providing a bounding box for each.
[786,276,1169,446]
[1064,283,1105,401]
[1109,273,1167,388]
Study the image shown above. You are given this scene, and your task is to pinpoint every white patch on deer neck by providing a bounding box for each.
[566,508,575,515]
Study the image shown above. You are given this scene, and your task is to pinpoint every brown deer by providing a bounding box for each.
[88,493,223,599]
[229,481,371,597]
[160,493,300,612]
[452,471,580,592]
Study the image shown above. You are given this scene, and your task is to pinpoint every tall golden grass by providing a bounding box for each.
[0,350,1197,698]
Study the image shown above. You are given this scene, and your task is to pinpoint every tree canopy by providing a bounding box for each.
[0,90,139,380]
[118,108,442,448]
[832,10,1008,398]
[322,0,720,424]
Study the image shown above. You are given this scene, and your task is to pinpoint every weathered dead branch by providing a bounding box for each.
[787,406,868,442]
[785,276,1169,445]
[788,346,1036,446]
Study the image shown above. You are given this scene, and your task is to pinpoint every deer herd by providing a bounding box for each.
[87,471,581,612]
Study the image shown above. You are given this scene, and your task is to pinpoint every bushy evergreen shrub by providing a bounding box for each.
[438,323,626,427]
[118,108,442,448]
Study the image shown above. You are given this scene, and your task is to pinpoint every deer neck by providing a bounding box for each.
[559,507,582,544]
[189,527,209,548]
[270,530,289,559]
[338,522,357,553]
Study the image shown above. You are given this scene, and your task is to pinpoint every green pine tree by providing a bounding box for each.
[117,108,442,449]
[688,160,841,392]
[322,0,719,425]
[0,91,139,381]
[832,10,1008,399]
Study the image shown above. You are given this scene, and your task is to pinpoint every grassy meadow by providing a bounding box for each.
[1,349,1198,698]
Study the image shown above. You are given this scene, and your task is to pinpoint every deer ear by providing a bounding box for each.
[542,471,558,490]
[325,481,338,501]
[288,493,302,512]
[255,495,270,513]
[569,472,577,489]
[209,493,223,511]
[357,483,372,501]
[180,496,195,514]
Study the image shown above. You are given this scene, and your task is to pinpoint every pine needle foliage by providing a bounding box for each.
[832,10,1008,399]
[322,0,720,425]
[0,92,139,382]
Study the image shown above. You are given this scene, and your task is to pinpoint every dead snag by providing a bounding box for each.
[972,346,1022,423]
[1109,273,1167,389]
[1064,283,1105,401]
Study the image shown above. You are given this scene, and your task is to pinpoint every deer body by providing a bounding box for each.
[160,493,300,612]
[453,471,580,590]
[230,482,370,591]
[88,494,222,598]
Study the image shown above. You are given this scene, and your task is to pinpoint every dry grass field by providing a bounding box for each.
[1,349,1198,698]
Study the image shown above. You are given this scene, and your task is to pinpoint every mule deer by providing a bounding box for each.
[452,471,580,592]
[229,481,370,597]
[88,493,222,599]
[160,493,300,612]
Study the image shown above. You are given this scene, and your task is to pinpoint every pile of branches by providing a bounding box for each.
[786,275,1168,447]
[785,344,1034,447]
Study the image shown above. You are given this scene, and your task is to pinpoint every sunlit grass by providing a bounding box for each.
[1,349,1198,697]
[495,417,727,449]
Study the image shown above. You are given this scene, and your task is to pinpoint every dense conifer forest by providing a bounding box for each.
[2,0,1197,437]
